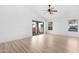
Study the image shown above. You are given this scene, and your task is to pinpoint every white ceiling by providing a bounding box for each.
[29,5,79,21]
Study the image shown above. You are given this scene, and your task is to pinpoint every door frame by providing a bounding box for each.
[32,20,44,36]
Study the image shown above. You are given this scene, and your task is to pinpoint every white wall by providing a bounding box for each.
[0,5,47,43]
[29,5,48,33]
[0,6,32,43]
[47,5,79,37]
[1,5,78,43]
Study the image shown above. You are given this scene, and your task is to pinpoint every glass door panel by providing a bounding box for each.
[32,21,37,35]
[38,22,44,34]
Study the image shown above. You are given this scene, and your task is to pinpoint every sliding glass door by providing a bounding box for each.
[32,20,44,36]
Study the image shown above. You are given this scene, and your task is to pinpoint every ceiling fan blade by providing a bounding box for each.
[50,7,54,9]
[41,10,48,12]
[51,10,58,12]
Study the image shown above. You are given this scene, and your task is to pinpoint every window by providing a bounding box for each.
[48,22,53,30]
[68,19,78,32]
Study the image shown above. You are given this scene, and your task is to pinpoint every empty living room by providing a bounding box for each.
[0,5,79,53]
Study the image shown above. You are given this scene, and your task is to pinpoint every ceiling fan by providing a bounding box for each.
[45,5,58,14]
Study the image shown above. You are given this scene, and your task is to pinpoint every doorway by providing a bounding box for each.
[32,20,44,36]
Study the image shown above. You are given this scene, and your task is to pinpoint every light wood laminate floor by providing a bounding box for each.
[0,34,79,53]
